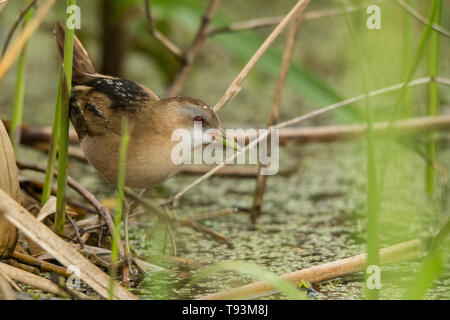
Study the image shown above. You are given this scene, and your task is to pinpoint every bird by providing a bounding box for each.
[54,22,238,190]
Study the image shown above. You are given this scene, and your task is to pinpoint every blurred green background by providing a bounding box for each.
[0,0,449,300]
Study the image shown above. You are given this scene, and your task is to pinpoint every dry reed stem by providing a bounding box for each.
[198,239,421,300]
[10,112,450,154]
[0,188,138,300]
[251,11,305,223]
[274,114,450,143]
[167,0,222,97]
[12,251,72,277]
[228,114,450,145]
[0,0,55,81]
[0,262,66,297]
[144,0,184,60]
[213,0,310,112]
[0,121,79,145]
[1,260,88,300]
[172,76,450,201]
[0,0,8,13]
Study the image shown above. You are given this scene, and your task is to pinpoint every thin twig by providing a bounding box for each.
[181,219,233,246]
[166,0,222,97]
[192,207,238,222]
[207,2,369,36]
[171,76,450,202]
[144,0,184,60]
[251,12,305,223]
[273,77,441,130]
[213,0,309,112]
[206,0,450,38]
[1,0,38,57]
[67,216,85,249]
[164,215,177,256]
[395,0,450,38]
[180,165,261,177]
[125,190,233,246]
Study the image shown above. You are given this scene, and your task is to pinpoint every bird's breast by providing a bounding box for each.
[80,134,181,189]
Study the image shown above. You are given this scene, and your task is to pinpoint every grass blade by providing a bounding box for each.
[42,66,63,204]
[55,0,76,233]
[406,217,449,299]
[190,260,306,300]
[426,0,443,194]
[338,0,380,300]
[109,119,130,300]
[401,0,412,118]
[9,0,33,153]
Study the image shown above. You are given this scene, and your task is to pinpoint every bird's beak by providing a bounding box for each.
[214,129,241,152]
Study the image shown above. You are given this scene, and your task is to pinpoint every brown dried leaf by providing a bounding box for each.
[36,196,57,221]
[0,120,19,258]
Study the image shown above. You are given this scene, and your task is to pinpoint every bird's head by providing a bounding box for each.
[159,97,240,151]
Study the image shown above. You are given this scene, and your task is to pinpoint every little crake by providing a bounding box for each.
[54,22,238,189]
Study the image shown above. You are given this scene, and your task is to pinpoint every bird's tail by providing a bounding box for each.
[54,21,95,82]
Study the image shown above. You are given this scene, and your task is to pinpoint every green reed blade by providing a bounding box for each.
[338,0,380,300]
[42,66,63,204]
[55,0,76,233]
[9,0,33,153]
[110,119,130,300]
[426,0,443,194]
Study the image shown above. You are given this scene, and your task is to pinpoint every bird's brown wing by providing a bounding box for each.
[70,75,159,140]
[55,22,161,139]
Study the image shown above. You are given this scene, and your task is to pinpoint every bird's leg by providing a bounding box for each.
[119,197,135,286]
[125,188,150,212]
[123,198,131,258]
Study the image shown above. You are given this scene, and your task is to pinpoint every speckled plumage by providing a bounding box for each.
[54,22,222,189]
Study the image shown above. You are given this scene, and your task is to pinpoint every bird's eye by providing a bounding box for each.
[193,115,204,123]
